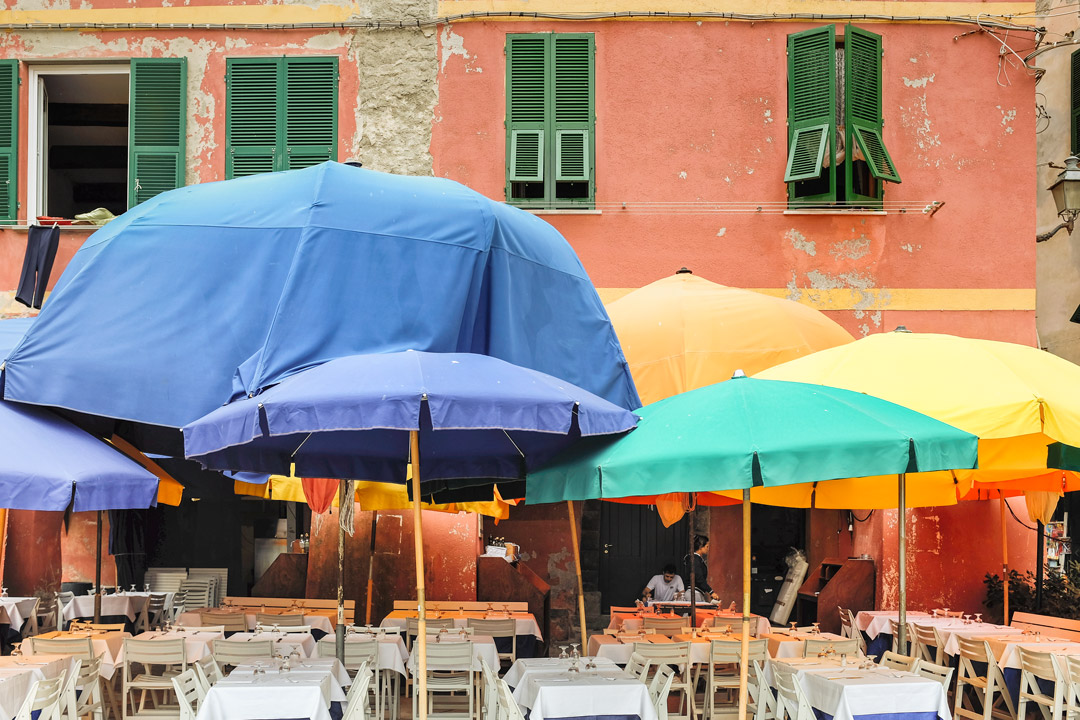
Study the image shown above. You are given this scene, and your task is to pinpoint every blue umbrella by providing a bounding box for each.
[182,350,638,714]
[3,163,639,454]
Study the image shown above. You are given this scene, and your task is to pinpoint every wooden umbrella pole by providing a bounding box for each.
[897,474,907,655]
[366,511,377,626]
[689,507,696,628]
[567,502,588,647]
[94,510,102,623]
[737,490,750,720]
[336,478,346,664]
[411,430,428,720]
[1000,495,1010,624]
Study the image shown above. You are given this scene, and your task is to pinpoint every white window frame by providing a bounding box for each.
[26,63,130,222]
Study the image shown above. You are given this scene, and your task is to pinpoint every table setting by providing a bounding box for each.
[514,661,656,720]
[382,605,543,640]
[312,628,410,677]
[764,626,848,659]
[197,670,335,720]
[63,587,150,623]
[228,628,318,658]
[178,605,335,635]
[0,653,74,719]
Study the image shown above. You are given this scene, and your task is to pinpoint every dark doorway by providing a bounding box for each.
[750,506,806,615]
[599,503,689,611]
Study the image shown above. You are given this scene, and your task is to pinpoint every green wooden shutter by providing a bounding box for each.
[552,34,593,193]
[506,35,549,191]
[285,57,337,170]
[129,58,187,208]
[227,58,281,178]
[0,61,17,223]
[785,26,835,184]
[1071,49,1080,155]
[845,25,900,184]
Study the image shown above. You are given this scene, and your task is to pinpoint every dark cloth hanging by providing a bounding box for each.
[682,551,712,597]
[109,509,148,590]
[15,225,60,309]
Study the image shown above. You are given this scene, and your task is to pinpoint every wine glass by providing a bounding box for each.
[974,613,983,624]
[130,584,137,593]
[255,621,263,635]
[789,621,798,632]
[558,645,569,659]
[272,623,280,634]
[0,587,7,598]
[487,602,495,613]
[963,614,972,625]
[811,622,821,635]
[144,583,151,593]
[570,643,580,662]
[942,607,950,618]
[11,642,21,657]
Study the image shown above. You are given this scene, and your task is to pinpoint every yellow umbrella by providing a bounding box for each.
[607,270,854,405]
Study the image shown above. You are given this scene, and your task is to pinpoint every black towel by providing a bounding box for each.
[14,224,60,309]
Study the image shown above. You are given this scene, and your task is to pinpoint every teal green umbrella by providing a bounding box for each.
[527,374,978,720]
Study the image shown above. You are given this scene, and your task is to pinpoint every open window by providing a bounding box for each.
[786,25,900,208]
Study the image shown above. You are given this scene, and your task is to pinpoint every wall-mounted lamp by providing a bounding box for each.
[1038,156,1080,242]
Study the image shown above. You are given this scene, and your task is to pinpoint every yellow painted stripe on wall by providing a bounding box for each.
[597,287,1037,311]
[438,0,1036,24]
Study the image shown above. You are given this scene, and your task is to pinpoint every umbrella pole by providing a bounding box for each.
[94,510,102,624]
[567,501,588,647]
[366,511,377,626]
[1000,496,1010,624]
[411,430,428,720]
[737,490,750,720]
[336,478,346,664]
[689,505,697,628]
[897,474,907,655]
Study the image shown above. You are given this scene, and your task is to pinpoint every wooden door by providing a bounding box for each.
[599,503,688,612]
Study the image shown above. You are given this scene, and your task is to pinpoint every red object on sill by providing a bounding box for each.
[35,216,73,225]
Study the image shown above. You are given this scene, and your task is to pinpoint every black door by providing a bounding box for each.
[599,503,689,611]
[750,506,806,615]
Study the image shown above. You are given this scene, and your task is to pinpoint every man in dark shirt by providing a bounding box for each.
[684,534,719,602]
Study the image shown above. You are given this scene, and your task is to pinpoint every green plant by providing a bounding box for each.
[984,562,1080,622]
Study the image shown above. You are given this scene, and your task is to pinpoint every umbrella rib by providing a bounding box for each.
[502,430,525,458]
[291,432,314,458]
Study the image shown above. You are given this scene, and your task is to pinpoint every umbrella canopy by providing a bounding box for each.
[526,376,979,504]
[3,163,640,453]
[607,272,854,405]
[183,351,639,482]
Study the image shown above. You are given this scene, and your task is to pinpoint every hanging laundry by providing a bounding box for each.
[15,225,60,309]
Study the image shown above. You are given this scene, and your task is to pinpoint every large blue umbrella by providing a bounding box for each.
[181,350,638,716]
[2,163,639,454]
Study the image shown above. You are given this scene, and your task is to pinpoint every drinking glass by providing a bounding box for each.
[130,584,137,593]
[559,645,569,659]
[255,622,263,634]
[144,583,150,593]
[11,642,21,657]
[942,607,950,617]
[88,586,96,596]
[789,622,798,632]
[570,643,580,662]
[0,587,7,598]
[273,624,280,634]
[964,614,972,625]
[487,602,495,613]
[974,613,983,624]
[811,622,821,634]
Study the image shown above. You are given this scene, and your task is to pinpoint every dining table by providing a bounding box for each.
[771,656,952,720]
[112,629,225,667]
[177,608,335,636]
[230,657,350,700]
[0,597,39,634]
[613,609,772,637]
[763,629,848,659]
[381,608,542,659]
[0,654,75,719]
[227,630,318,658]
[513,663,657,720]
[404,634,500,674]
[63,593,149,624]
[196,672,335,720]
[983,634,1080,705]
[312,631,410,677]
[25,628,130,679]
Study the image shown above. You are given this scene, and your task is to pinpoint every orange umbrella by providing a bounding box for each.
[606,270,854,405]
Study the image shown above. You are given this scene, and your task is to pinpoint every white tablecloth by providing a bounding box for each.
[588,633,714,665]
[0,655,73,719]
[935,624,1023,656]
[765,630,848,659]
[228,631,317,658]
[406,636,499,674]
[504,656,619,688]
[24,630,130,680]
[113,630,225,667]
[519,669,656,720]
[0,597,39,631]
[856,612,936,639]
[382,610,543,640]
[618,612,771,637]
[197,674,333,720]
[178,610,334,635]
[312,634,409,677]
[986,638,1080,670]
[64,594,148,622]
[773,658,952,720]
[231,658,349,701]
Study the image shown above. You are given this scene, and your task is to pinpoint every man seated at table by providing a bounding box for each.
[642,564,686,602]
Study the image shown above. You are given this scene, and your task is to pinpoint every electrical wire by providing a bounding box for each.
[851,509,874,522]
[1005,498,1039,531]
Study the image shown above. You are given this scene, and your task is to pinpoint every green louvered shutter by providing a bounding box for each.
[785,26,834,183]
[285,57,337,170]
[506,35,548,189]
[227,58,280,178]
[552,34,593,191]
[1071,50,1080,155]
[0,61,17,224]
[129,58,187,208]
[845,25,900,184]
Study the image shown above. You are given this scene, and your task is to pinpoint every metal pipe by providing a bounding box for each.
[897,474,907,654]
[689,506,696,628]
[94,510,102,623]
[1036,521,1044,610]
[737,490,751,720]
[366,511,377,626]
[1000,495,1010,624]
[336,478,346,664]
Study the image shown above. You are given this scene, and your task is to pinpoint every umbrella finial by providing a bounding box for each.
[675,267,693,275]
[893,325,912,333]
[731,369,747,379]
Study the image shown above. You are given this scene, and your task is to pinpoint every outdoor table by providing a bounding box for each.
[230,657,350,701]
[504,656,619,688]
[514,665,656,720]
[588,633,686,665]
[382,608,542,658]
[860,613,1019,659]
[196,673,334,720]
[113,629,225,667]
[763,630,847,659]
[312,632,409,677]
[228,630,317,658]
[178,609,334,636]
[405,634,499,674]
[854,611,932,635]
[27,628,130,679]
[63,593,148,624]
[617,610,772,637]
[0,654,74,719]
[983,635,1080,706]
[0,597,39,633]
[934,622,1022,656]
[771,656,952,720]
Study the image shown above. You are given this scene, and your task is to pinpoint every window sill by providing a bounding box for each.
[525,209,602,216]
[2,224,100,232]
[782,209,887,216]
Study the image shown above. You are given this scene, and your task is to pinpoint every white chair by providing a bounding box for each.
[317,637,383,720]
[881,650,918,672]
[889,619,913,654]
[774,666,815,720]
[256,612,306,627]
[954,636,1016,720]
[709,615,751,636]
[915,659,956,692]
[137,594,169,634]
[171,668,200,720]
[211,638,274,667]
[467,618,517,666]
[478,656,500,720]
[803,637,858,658]
[343,669,374,720]
[193,655,221,698]
[274,625,313,633]
[177,626,225,634]
[912,623,946,666]
[406,617,454,649]
[121,637,186,719]
[63,656,106,720]
[15,675,65,720]
[412,641,475,720]
[1018,647,1067,720]
[202,611,247,633]
[1064,656,1080,720]
[703,638,769,720]
[633,641,695,720]
[177,580,212,612]
[840,609,866,654]
[496,679,526,720]
[30,636,95,658]
[650,664,677,720]
[627,651,650,681]
[644,617,690,637]
[58,658,83,720]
